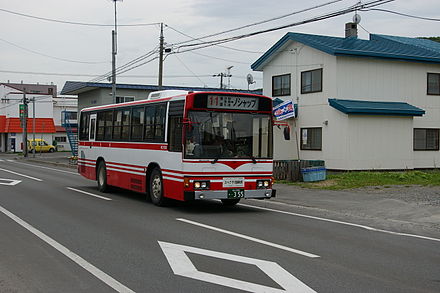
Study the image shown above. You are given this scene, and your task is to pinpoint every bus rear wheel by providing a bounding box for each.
[149,168,167,206]
[97,161,109,193]
[221,198,240,206]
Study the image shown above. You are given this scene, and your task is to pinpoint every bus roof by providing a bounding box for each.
[80,90,269,112]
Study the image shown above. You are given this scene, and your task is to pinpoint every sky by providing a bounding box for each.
[0,0,439,93]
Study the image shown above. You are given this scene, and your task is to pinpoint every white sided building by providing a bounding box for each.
[0,84,56,152]
[252,27,440,170]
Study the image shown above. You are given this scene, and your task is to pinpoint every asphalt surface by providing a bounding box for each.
[0,153,439,292]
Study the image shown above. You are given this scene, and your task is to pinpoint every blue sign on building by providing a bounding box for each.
[273,100,295,120]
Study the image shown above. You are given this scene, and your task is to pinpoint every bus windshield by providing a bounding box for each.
[185,111,272,160]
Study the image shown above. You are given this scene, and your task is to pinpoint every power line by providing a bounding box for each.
[171,0,345,47]
[165,25,263,54]
[362,8,440,21]
[175,0,395,53]
[0,7,160,27]
[0,37,109,64]
[172,54,207,87]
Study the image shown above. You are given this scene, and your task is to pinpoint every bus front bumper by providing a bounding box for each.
[184,189,275,201]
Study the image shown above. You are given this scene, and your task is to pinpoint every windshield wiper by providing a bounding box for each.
[250,156,257,164]
[211,156,220,164]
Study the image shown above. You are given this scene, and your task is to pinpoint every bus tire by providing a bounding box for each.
[97,161,109,193]
[221,198,240,206]
[49,148,55,153]
[149,167,167,206]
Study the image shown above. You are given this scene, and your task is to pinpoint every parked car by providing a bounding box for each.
[28,139,56,153]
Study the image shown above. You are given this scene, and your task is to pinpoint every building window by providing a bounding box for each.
[116,96,135,103]
[427,73,440,95]
[414,128,439,151]
[272,74,291,97]
[301,68,322,94]
[301,128,322,150]
[55,136,67,143]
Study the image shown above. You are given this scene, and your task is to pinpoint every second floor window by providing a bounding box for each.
[272,74,291,97]
[427,73,440,95]
[301,68,322,94]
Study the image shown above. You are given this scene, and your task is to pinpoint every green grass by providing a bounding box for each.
[284,170,440,190]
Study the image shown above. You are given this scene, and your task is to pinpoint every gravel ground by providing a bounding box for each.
[353,185,440,206]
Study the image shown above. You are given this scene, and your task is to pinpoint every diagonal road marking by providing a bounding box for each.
[0,204,134,293]
[67,187,112,201]
[0,167,42,181]
[177,218,319,258]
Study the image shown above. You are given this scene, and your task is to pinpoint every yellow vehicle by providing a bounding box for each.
[28,139,56,153]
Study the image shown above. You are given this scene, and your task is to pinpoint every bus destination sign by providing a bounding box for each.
[207,95,259,110]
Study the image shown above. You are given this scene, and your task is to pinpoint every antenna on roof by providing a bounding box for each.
[246,73,256,90]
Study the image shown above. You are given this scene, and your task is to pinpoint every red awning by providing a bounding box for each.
[0,117,56,133]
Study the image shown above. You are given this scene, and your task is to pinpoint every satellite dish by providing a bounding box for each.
[246,73,255,85]
[353,13,361,24]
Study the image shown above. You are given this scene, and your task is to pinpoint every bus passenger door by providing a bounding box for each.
[89,114,97,142]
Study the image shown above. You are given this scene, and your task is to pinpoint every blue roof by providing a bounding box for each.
[252,32,440,71]
[60,81,262,95]
[328,98,425,117]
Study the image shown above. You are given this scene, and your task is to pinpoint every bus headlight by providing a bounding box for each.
[257,179,271,189]
[194,181,210,190]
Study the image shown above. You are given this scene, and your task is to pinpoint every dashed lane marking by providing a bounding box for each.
[67,187,112,201]
[177,218,319,258]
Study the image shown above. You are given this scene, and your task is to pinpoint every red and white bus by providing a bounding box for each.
[78,90,282,206]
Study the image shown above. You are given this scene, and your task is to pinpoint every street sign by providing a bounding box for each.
[19,104,26,118]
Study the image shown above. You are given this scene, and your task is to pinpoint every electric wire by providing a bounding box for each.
[171,0,345,47]
[0,37,109,64]
[0,7,160,27]
[174,0,395,53]
[362,8,440,21]
[172,54,207,87]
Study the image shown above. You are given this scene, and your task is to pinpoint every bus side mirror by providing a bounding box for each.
[283,126,290,140]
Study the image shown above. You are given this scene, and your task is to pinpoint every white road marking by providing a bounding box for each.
[0,204,134,293]
[13,161,80,176]
[240,203,440,243]
[0,178,22,186]
[0,159,4,162]
[176,218,319,258]
[159,241,316,293]
[0,167,42,181]
[67,187,112,201]
[6,160,14,162]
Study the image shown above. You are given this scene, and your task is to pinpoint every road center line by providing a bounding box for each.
[240,203,440,243]
[13,161,80,176]
[0,167,42,181]
[0,204,134,293]
[67,187,112,201]
[176,218,320,258]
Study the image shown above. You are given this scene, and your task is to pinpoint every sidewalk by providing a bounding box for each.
[10,152,440,237]
[269,183,440,237]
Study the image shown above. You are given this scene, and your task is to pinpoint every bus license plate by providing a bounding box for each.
[223,177,244,188]
[227,189,244,199]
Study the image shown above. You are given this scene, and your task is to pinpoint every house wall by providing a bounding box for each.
[78,88,153,111]
[260,42,440,170]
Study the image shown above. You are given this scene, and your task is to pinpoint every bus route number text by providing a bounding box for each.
[207,95,259,110]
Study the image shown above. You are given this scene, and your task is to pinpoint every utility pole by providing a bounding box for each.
[111,0,122,104]
[212,72,232,89]
[32,97,36,158]
[21,92,28,157]
[158,22,164,90]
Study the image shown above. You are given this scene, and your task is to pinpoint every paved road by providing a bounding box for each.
[0,156,439,292]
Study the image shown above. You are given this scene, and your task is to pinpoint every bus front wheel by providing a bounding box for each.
[149,168,167,206]
[97,162,109,193]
